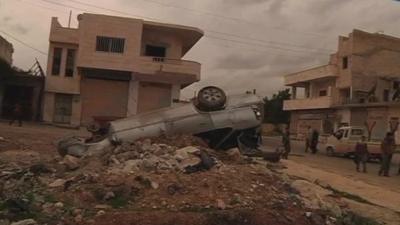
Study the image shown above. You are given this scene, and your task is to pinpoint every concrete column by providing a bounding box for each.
[42,92,55,123]
[127,80,139,116]
[291,87,297,99]
[171,84,181,104]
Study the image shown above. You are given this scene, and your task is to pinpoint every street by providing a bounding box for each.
[262,136,400,193]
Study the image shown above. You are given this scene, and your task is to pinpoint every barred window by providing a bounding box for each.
[96,36,125,53]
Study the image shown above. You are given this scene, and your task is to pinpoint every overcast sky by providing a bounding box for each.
[1,0,400,98]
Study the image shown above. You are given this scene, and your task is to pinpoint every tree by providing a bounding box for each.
[263,89,291,124]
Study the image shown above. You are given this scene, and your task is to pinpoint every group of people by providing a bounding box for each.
[353,132,398,177]
[281,126,320,159]
[281,126,399,177]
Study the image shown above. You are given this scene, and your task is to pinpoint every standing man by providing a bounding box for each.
[282,127,291,159]
[9,103,23,127]
[311,129,319,154]
[379,132,396,177]
[354,136,369,173]
[305,126,313,153]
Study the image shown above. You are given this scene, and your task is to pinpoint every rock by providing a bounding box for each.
[175,146,200,161]
[216,199,226,210]
[109,155,120,165]
[122,160,142,173]
[48,179,66,188]
[151,181,159,190]
[96,210,106,217]
[305,212,312,218]
[103,192,115,201]
[179,157,201,170]
[226,148,241,161]
[63,155,80,170]
[74,214,83,223]
[54,202,64,208]
[10,219,37,225]
[142,156,159,171]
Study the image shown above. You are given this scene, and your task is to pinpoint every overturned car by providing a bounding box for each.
[58,86,264,157]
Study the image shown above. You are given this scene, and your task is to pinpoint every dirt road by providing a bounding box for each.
[262,136,400,193]
[263,136,400,224]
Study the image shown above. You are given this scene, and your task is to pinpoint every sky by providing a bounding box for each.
[1,0,400,99]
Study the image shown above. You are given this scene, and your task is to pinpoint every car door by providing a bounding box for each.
[336,129,349,154]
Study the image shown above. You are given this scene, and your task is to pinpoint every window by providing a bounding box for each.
[145,45,166,57]
[51,47,62,75]
[342,56,348,69]
[383,89,390,102]
[65,49,76,77]
[319,90,327,96]
[96,36,125,53]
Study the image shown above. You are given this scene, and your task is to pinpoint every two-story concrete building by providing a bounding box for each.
[43,13,203,126]
[284,29,400,141]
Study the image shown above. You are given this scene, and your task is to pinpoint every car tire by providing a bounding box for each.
[326,146,334,156]
[197,86,227,111]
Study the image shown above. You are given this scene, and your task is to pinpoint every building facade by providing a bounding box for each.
[43,13,203,126]
[284,29,400,141]
[0,35,13,64]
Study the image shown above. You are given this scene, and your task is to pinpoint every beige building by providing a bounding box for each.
[0,35,13,64]
[43,13,203,126]
[284,29,400,141]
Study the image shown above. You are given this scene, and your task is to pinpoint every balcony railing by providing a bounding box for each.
[283,96,333,111]
[285,64,337,86]
[136,56,201,81]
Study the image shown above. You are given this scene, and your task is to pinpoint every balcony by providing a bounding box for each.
[285,64,337,86]
[283,96,333,111]
[134,57,201,84]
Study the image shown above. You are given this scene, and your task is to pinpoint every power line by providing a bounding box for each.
[18,0,70,14]
[204,29,334,53]
[139,0,331,38]
[0,30,47,55]
[38,0,333,55]
[66,0,334,53]
[204,35,328,55]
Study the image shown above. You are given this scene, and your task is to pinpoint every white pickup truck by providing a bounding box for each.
[325,126,382,160]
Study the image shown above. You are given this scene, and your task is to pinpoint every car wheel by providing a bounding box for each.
[326,146,334,156]
[197,86,227,111]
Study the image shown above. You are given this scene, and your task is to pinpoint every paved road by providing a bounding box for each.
[262,136,400,193]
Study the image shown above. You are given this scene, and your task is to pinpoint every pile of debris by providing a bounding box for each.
[0,134,379,225]
[101,136,217,174]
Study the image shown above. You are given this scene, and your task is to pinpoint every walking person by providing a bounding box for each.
[354,136,369,173]
[9,103,23,127]
[379,132,396,177]
[310,129,319,154]
[305,126,313,153]
[281,127,291,159]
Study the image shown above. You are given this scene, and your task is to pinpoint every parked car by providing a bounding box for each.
[58,86,264,156]
[325,126,382,160]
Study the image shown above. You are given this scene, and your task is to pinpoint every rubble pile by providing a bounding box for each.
[101,137,216,174]
[0,134,373,225]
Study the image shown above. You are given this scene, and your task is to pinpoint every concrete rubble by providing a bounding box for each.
[0,134,383,225]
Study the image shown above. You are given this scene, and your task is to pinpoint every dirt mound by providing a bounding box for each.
[0,134,352,225]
